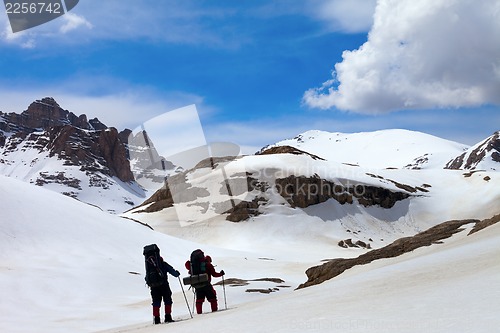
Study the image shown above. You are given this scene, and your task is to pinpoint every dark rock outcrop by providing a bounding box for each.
[225,197,266,222]
[338,239,371,249]
[1,97,106,131]
[468,214,500,235]
[257,145,325,161]
[274,175,410,209]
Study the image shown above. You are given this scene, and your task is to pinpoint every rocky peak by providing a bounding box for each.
[26,97,106,130]
[0,97,107,132]
[445,131,500,170]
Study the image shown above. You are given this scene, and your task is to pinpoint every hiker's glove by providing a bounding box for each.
[220,270,225,276]
[174,270,180,277]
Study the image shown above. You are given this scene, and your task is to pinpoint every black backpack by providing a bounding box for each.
[143,244,165,288]
[182,249,209,289]
[189,249,206,275]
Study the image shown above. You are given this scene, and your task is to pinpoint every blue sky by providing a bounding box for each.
[1,0,499,153]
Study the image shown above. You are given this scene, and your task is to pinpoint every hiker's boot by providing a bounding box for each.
[153,305,161,324]
[164,304,174,322]
[209,299,218,312]
[196,300,204,314]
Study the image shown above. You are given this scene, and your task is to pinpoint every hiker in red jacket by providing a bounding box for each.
[185,250,225,314]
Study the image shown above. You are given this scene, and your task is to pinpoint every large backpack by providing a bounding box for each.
[182,249,209,289]
[189,249,206,275]
[143,244,165,288]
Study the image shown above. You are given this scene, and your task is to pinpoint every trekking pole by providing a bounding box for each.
[178,276,193,318]
[192,289,196,314]
[222,274,227,310]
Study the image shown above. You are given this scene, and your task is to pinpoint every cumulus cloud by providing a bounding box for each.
[304,0,500,113]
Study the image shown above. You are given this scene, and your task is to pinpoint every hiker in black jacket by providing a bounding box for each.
[143,244,180,324]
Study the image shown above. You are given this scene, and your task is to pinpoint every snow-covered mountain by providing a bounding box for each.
[2,98,497,218]
[259,129,469,169]
[0,97,150,213]
[126,128,499,252]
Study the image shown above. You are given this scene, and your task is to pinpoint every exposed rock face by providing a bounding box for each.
[446,131,500,170]
[257,145,325,161]
[1,97,106,131]
[97,128,134,181]
[225,197,266,222]
[47,125,134,182]
[133,171,412,222]
[135,174,181,213]
[338,239,371,249]
[274,175,410,209]
[134,172,211,213]
[223,174,268,222]
[468,214,500,235]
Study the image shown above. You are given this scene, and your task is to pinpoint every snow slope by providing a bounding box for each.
[0,175,310,332]
[102,221,500,333]
[0,137,146,214]
[0,175,198,332]
[263,129,468,169]
[1,168,500,333]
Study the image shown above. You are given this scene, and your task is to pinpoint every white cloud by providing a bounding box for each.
[311,0,377,33]
[0,18,36,48]
[304,0,500,113]
[59,13,92,34]
[0,7,90,47]
[0,1,234,48]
